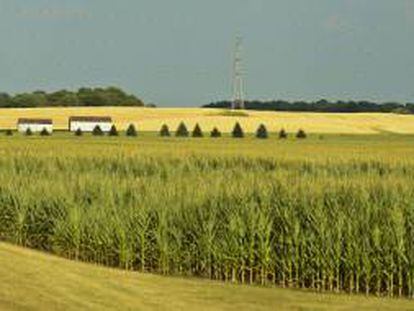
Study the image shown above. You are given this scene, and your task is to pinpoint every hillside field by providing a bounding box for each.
[2,107,414,133]
[1,242,413,311]
[1,134,414,302]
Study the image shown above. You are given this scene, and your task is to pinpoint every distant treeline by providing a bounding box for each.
[204,100,414,113]
[0,87,145,108]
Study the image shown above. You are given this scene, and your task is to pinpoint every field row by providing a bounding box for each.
[3,242,412,311]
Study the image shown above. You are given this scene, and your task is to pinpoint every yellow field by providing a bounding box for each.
[1,107,414,133]
[1,242,412,311]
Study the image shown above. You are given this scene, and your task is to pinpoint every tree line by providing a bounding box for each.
[0,87,145,108]
[204,99,414,113]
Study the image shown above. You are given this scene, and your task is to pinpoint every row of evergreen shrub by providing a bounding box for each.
[6,123,307,139]
[14,128,51,136]
[157,122,307,139]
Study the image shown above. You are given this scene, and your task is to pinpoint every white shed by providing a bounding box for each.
[68,116,113,132]
[17,118,53,133]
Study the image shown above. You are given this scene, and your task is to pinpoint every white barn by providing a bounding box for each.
[17,118,53,133]
[68,116,113,132]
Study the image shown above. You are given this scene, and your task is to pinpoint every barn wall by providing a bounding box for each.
[69,122,112,132]
[17,124,53,133]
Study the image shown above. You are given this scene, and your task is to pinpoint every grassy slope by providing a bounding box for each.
[2,107,414,133]
[0,243,412,311]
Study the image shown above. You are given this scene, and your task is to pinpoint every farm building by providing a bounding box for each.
[17,118,53,133]
[68,116,113,132]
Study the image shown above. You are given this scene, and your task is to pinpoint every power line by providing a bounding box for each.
[231,36,245,110]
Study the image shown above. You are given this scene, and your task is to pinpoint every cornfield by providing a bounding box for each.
[0,135,413,298]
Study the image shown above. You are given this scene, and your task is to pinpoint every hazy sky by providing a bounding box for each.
[1,0,414,106]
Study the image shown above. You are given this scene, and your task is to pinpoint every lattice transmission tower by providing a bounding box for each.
[231,36,245,110]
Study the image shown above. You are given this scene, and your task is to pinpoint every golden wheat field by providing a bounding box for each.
[1,107,414,133]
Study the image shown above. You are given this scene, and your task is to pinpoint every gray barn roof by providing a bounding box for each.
[69,116,112,122]
[17,118,53,125]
